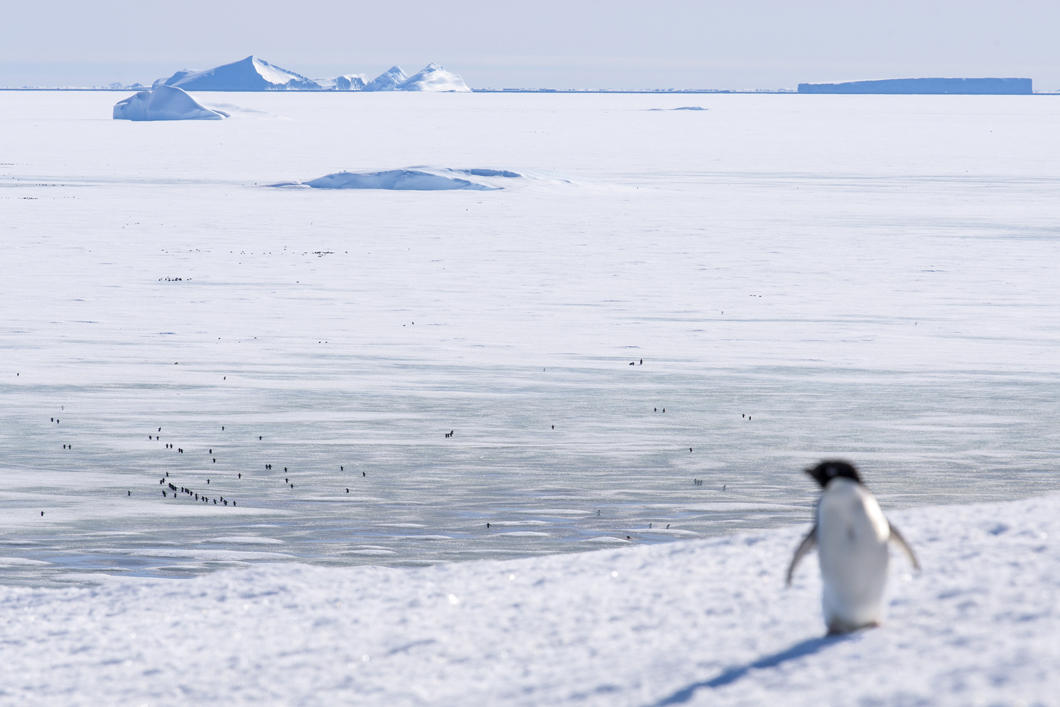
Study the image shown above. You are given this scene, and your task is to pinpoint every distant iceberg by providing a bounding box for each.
[398,64,471,92]
[797,78,1033,95]
[156,56,321,91]
[333,74,367,91]
[364,66,408,92]
[147,58,472,92]
[113,85,228,121]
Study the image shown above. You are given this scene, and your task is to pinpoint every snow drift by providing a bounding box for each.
[156,56,321,91]
[398,63,471,92]
[112,85,228,121]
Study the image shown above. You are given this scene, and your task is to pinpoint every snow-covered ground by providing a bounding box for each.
[1,87,1058,704]
[2,93,1059,581]
[0,493,1055,704]
[2,92,1060,586]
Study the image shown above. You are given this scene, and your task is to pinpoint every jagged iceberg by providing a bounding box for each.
[113,85,228,121]
[398,63,471,92]
[147,58,472,92]
[156,56,321,91]
[364,66,408,92]
[334,74,367,91]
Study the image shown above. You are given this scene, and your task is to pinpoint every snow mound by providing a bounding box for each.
[296,169,497,191]
[273,167,525,191]
[157,56,321,91]
[333,74,367,91]
[364,66,408,92]
[398,63,471,92]
[113,85,228,121]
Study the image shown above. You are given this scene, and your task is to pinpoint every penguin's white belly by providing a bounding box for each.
[816,479,891,632]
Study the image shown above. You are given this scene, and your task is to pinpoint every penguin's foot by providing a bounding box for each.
[826,619,880,636]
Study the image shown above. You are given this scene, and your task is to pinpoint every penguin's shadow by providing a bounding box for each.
[649,633,856,706]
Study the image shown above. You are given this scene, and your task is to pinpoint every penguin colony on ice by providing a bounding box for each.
[35,356,743,530]
[37,383,921,636]
[30,362,930,635]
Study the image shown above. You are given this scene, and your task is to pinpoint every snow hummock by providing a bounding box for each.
[156,56,321,91]
[0,493,1055,704]
[275,167,521,191]
[112,85,228,121]
[398,63,471,92]
[365,65,408,91]
[304,170,489,190]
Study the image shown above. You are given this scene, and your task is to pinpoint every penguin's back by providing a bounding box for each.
[816,477,891,632]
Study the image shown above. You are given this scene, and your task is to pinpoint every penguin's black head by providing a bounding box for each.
[805,459,861,488]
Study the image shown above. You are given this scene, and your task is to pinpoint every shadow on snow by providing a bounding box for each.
[649,633,856,706]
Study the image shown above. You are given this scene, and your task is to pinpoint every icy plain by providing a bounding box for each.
[0,91,1058,703]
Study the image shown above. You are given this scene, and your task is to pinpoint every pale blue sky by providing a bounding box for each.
[3,0,1059,89]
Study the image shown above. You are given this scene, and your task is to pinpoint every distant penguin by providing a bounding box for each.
[786,460,920,634]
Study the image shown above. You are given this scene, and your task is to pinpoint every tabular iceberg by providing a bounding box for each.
[797,78,1033,94]
[113,85,228,121]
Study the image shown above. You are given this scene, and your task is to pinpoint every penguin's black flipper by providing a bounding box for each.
[888,522,920,571]
[786,525,817,587]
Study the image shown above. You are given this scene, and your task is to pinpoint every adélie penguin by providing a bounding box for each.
[786,460,920,634]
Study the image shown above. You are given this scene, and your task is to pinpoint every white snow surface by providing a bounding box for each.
[159,55,321,91]
[112,85,228,121]
[0,493,1055,705]
[398,63,471,92]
